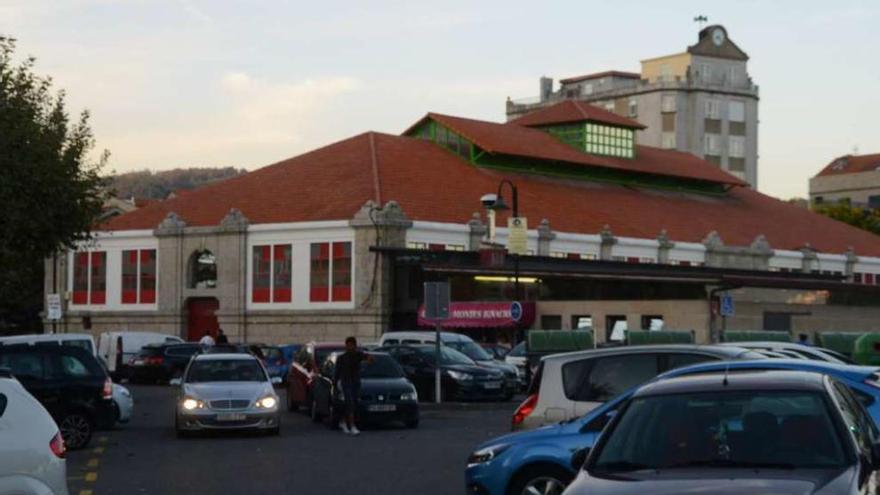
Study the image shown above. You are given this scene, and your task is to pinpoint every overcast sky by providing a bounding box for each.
[2,0,878,199]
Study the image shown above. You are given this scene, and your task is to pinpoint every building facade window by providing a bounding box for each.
[661,132,677,149]
[73,251,106,305]
[729,136,745,158]
[121,249,156,304]
[310,242,353,303]
[628,98,638,118]
[727,66,739,85]
[252,244,292,303]
[703,134,721,155]
[699,63,712,83]
[705,99,721,119]
[582,84,593,95]
[585,123,634,158]
[661,94,676,113]
[729,100,745,122]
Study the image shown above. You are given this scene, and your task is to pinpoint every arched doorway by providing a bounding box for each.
[186,297,219,342]
[188,250,217,289]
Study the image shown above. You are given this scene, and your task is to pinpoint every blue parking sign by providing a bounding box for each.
[510,301,523,322]
[720,295,734,317]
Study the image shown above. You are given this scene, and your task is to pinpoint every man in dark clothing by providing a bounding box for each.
[333,336,372,435]
[215,329,229,344]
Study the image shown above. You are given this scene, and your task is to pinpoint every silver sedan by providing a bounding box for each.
[172,353,282,436]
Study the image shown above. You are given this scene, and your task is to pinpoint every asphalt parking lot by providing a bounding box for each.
[66,385,517,495]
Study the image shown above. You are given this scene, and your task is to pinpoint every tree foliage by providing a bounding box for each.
[111,167,246,200]
[0,36,107,330]
[813,202,880,236]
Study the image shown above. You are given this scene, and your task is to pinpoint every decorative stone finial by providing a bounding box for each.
[702,231,724,249]
[219,208,249,230]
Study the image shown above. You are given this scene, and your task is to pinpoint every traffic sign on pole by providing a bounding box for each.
[720,294,735,317]
[47,294,62,322]
[423,282,450,404]
[507,217,528,255]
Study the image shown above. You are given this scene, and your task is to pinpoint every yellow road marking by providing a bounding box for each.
[79,490,93,495]
[85,472,98,482]
[92,446,104,454]
[87,458,99,468]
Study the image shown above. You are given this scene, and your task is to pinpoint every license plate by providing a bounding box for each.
[216,413,246,422]
[367,404,396,412]
[483,381,501,390]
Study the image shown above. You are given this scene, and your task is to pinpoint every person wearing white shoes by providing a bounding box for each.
[333,336,373,436]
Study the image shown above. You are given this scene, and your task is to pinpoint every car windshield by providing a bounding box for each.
[261,347,283,360]
[446,341,493,361]
[361,355,405,378]
[508,341,526,357]
[417,346,476,366]
[186,359,267,383]
[316,347,343,366]
[592,390,849,472]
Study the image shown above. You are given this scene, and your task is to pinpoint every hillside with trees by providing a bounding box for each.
[110,167,247,200]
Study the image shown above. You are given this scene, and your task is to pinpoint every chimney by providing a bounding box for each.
[539,76,553,102]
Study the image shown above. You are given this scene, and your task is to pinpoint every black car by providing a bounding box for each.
[378,345,507,402]
[310,352,419,429]
[0,344,115,449]
[567,369,880,495]
[129,343,202,383]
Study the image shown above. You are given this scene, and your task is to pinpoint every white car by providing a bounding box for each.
[96,331,183,380]
[0,370,69,495]
[113,383,133,424]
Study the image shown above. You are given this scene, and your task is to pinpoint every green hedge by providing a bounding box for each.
[626,330,694,345]
[722,331,791,343]
[528,330,594,353]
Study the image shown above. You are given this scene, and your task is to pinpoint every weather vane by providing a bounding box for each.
[694,15,708,29]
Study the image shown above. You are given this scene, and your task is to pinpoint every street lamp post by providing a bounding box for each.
[488,180,523,336]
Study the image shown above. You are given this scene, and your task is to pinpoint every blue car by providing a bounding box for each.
[465,359,880,495]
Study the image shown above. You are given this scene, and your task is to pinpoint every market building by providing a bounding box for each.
[810,153,880,209]
[44,100,880,345]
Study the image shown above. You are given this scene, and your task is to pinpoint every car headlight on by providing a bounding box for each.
[447,370,473,381]
[400,391,418,401]
[467,444,510,467]
[181,397,204,410]
[256,396,278,409]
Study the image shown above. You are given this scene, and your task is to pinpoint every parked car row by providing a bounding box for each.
[466,343,880,495]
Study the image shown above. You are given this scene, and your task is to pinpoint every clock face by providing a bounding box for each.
[712,28,725,46]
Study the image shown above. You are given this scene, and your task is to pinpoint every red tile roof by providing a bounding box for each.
[815,154,880,177]
[415,112,741,186]
[559,70,641,84]
[510,100,645,129]
[101,133,880,257]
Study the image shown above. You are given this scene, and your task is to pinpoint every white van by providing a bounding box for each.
[0,332,96,355]
[97,331,183,378]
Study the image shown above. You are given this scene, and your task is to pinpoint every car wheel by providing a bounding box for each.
[507,465,572,495]
[310,398,323,423]
[59,412,93,450]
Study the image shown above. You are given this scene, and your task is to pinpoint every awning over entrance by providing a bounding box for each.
[417,301,536,329]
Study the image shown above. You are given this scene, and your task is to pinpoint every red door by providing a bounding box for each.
[187,298,219,342]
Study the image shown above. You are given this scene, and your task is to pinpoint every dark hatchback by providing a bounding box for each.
[129,343,202,383]
[0,344,115,449]
[567,370,880,495]
[311,352,419,428]
[378,345,506,402]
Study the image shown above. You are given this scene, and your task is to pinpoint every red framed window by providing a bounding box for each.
[428,244,445,252]
[310,243,330,302]
[121,250,138,303]
[89,252,106,305]
[140,250,156,303]
[332,242,352,302]
[252,246,271,303]
[867,273,876,285]
[73,252,89,304]
[626,257,640,264]
[273,244,292,303]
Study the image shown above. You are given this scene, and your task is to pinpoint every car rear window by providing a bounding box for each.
[0,352,47,380]
[527,361,544,396]
[564,354,659,402]
[261,347,283,360]
[62,339,94,354]
[138,346,165,357]
[166,345,200,357]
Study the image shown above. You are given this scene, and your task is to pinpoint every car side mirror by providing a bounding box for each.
[169,378,182,386]
[571,448,590,471]
[271,377,282,385]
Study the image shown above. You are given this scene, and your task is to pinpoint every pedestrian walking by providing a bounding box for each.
[797,333,813,346]
[215,329,229,344]
[333,336,372,436]
[199,331,215,347]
